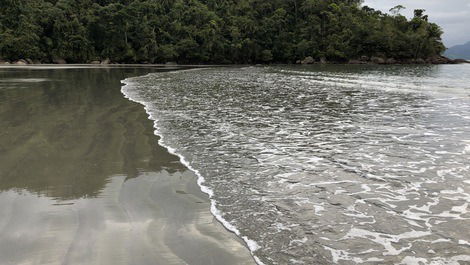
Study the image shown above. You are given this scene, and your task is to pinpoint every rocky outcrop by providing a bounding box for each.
[386,58,397,64]
[13,59,28,65]
[0,59,10,64]
[424,56,465,64]
[370,56,385,64]
[301,56,314,64]
[100,58,110,65]
[415,58,426,64]
[426,56,445,64]
[348,59,366,64]
[452,58,469,64]
[90,60,101,64]
[347,55,467,65]
[52,57,67,64]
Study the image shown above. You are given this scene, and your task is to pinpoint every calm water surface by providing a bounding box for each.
[123,65,470,265]
[0,66,254,265]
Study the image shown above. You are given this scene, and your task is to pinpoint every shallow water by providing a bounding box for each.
[0,66,254,265]
[123,65,470,264]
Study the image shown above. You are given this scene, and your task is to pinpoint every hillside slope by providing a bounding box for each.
[0,1,445,64]
[445,42,470,59]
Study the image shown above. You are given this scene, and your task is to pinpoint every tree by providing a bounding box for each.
[389,5,405,16]
[0,0,446,63]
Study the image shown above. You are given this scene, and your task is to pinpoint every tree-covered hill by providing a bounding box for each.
[0,0,446,64]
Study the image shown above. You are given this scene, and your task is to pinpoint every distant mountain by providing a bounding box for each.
[445,42,470,60]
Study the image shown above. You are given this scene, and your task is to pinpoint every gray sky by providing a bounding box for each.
[362,0,470,47]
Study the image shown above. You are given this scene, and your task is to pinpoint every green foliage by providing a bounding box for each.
[0,0,445,63]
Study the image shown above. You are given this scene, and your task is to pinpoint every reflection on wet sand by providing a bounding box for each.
[0,66,254,265]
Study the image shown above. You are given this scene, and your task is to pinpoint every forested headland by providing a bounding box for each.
[0,0,448,64]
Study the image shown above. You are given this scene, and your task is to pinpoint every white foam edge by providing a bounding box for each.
[121,68,266,265]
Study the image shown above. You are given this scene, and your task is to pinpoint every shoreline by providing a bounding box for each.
[0,66,256,265]
[120,68,259,265]
[121,70,266,265]
[1,57,469,68]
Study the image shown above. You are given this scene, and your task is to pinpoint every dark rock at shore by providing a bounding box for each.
[386,58,397,64]
[301,56,314,64]
[453,58,470,64]
[416,58,426,64]
[426,56,455,64]
[0,59,10,64]
[13,59,28,65]
[90,60,101,64]
[100,58,110,65]
[371,56,386,64]
[346,55,467,65]
[52,57,67,64]
[348,59,367,64]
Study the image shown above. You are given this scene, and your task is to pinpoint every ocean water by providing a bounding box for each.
[0,66,254,265]
[122,65,470,265]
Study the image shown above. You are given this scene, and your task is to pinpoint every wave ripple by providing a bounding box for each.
[122,65,470,264]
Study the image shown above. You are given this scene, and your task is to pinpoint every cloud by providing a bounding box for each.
[362,0,470,47]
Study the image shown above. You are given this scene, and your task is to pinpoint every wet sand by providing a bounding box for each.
[0,66,255,265]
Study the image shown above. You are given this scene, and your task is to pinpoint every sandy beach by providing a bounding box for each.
[0,66,255,265]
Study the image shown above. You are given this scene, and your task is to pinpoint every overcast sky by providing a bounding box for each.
[362,0,470,47]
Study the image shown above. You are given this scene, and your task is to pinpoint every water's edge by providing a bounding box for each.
[120,69,264,265]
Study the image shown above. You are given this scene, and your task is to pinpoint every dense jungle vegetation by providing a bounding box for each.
[0,0,446,64]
